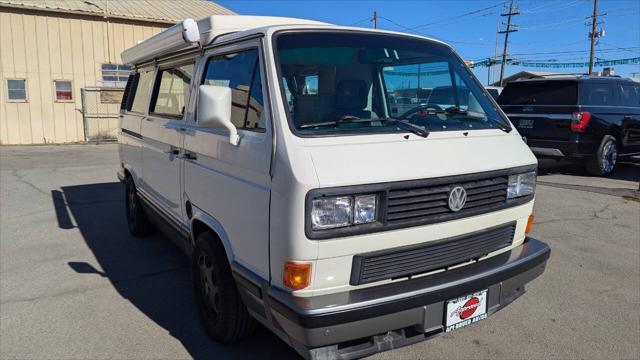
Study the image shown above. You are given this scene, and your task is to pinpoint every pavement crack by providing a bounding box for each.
[10,169,51,197]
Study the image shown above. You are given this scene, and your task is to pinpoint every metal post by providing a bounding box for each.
[498,1,519,87]
[80,88,89,142]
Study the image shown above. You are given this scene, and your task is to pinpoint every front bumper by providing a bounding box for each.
[266,237,550,359]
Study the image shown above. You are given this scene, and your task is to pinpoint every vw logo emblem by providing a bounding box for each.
[448,186,467,212]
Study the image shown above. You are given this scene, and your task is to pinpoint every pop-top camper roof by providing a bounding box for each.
[121,15,329,65]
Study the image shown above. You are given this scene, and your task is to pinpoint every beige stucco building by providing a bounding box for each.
[0,0,234,144]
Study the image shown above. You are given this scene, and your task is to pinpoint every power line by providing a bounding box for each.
[348,16,372,27]
[409,1,505,30]
[378,16,490,46]
[600,42,640,54]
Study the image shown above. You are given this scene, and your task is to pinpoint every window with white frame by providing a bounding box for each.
[101,64,133,88]
[7,79,27,101]
[54,80,73,101]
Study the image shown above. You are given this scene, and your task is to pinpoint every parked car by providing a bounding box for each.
[498,75,640,176]
[484,86,503,100]
[117,15,550,359]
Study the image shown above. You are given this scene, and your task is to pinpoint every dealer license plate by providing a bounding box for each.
[518,119,535,128]
[445,289,488,332]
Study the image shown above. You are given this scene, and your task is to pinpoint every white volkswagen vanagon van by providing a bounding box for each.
[117,15,550,359]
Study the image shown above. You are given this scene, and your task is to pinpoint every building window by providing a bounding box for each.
[54,80,73,101]
[101,64,133,88]
[7,79,27,101]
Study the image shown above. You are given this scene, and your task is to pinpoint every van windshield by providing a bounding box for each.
[274,31,508,136]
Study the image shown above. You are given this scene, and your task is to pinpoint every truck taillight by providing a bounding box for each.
[571,111,591,133]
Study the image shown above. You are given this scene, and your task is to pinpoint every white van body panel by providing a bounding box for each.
[140,118,185,222]
[118,115,143,185]
[305,130,533,187]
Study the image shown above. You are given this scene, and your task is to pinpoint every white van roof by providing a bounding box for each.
[121,15,329,65]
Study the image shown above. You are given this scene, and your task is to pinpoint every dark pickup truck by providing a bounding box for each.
[498,75,640,176]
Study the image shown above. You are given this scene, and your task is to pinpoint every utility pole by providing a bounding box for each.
[498,1,519,87]
[587,0,605,75]
[373,11,377,29]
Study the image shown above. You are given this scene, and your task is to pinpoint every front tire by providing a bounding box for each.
[192,232,255,343]
[124,175,155,236]
[585,135,618,177]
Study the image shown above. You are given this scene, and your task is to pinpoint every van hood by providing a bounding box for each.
[306,131,536,187]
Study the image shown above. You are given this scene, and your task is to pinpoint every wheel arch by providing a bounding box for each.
[190,207,235,264]
[122,164,141,187]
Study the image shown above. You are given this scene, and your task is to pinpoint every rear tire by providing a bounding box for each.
[585,135,618,177]
[124,175,155,236]
[192,232,256,343]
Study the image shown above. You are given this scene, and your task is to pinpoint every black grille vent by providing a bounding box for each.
[350,222,516,285]
[385,176,508,225]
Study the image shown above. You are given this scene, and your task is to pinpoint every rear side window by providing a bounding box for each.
[130,70,155,113]
[619,83,639,107]
[498,81,577,106]
[121,74,136,110]
[581,82,616,106]
[150,63,194,118]
[202,49,265,130]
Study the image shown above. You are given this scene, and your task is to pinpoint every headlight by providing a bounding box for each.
[507,171,536,199]
[354,194,377,224]
[311,196,353,230]
[311,195,378,230]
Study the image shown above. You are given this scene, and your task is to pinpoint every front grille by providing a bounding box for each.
[350,222,516,285]
[385,176,508,226]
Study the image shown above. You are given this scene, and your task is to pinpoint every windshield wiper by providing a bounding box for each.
[443,106,512,133]
[299,116,373,129]
[444,106,468,115]
[380,118,430,138]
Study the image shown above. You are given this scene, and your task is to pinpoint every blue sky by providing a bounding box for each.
[216,0,640,83]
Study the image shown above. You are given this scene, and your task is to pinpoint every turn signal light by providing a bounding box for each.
[283,262,311,290]
[525,215,535,235]
[571,111,591,133]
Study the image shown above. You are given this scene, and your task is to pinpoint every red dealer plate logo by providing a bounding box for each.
[445,290,488,332]
[458,297,480,319]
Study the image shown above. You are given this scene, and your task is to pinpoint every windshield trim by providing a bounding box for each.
[272,29,511,138]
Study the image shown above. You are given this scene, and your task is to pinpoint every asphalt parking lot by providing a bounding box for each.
[1,144,638,359]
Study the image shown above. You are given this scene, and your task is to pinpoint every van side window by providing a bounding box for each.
[202,49,265,130]
[150,63,194,118]
[130,70,155,113]
[619,84,639,107]
[581,82,616,106]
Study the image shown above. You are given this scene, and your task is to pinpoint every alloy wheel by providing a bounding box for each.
[197,251,220,324]
[601,140,617,174]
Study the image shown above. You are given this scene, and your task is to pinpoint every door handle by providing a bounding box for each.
[165,146,180,155]
[181,151,197,160]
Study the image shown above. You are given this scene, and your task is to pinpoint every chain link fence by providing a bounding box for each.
[81,87,123,143]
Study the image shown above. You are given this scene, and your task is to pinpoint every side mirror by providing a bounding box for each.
[197,84,240,146]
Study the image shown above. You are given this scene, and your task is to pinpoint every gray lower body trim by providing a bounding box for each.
[233,238,550,360]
